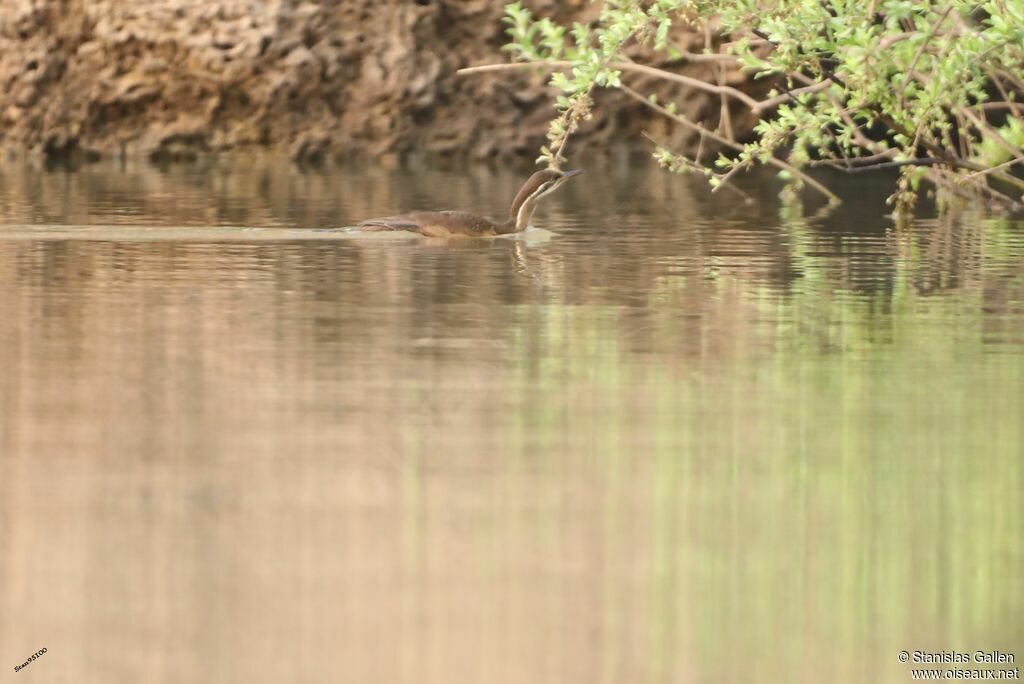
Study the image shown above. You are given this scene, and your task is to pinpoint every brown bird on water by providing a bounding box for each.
[353,168,583,237]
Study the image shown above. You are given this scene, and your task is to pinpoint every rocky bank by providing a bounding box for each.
[0,0,760,162]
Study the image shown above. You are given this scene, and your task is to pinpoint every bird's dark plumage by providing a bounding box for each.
[353,169,583,237]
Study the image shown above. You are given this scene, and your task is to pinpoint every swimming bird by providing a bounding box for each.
[354,168,583,237]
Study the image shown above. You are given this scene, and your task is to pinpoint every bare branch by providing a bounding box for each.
[826,157,943,174]
[809,149,898,167]
[461,60,841,117]
[457,60,764,110]
[707,24,734,141]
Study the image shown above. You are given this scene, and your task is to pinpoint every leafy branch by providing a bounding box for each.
[459,0,1024,211]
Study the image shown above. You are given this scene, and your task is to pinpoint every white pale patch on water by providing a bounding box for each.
[495,226,556,242]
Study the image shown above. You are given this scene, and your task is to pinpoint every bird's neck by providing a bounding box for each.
[501,183,542,234]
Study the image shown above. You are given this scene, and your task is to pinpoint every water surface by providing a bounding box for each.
[0,157,1022,683]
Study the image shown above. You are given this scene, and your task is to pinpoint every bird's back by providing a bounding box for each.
[357,211,501,237]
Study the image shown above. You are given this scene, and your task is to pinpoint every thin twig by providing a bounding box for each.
[551,98,589,169]
[866,0,878,21]
[665,41,739,63]
[751,28,849,89]
[959,107,1024,164]
[898,6,954,104]
[753,80,833,112]
[986,71,1023,118]
[931,167,1022,208]
[878,33,913,49]
[996,69,1024,93]
[962,156,1024,179]
[980,102,1024,111]
[641,132,754,204]
[712,162,746,193]
[621,84,841,203]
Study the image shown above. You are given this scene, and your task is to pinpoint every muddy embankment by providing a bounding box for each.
[0,0,764,163]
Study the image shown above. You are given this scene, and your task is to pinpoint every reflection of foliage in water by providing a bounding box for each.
[503,213,1023,681]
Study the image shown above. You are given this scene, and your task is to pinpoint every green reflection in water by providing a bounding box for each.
[501,213,1022,682]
